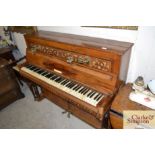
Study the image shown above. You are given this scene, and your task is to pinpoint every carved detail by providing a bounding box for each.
[67,99,102,120]
[91,58,111,72]
[66,56,74,64]
[29,43,112,72]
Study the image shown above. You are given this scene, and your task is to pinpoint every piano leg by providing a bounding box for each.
[102,110,112,129]
[24,79,44,101]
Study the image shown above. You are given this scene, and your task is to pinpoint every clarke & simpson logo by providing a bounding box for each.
[123,111,155,129]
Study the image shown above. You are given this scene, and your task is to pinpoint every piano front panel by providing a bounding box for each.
[26,51,117,93]
[26,37,121,75]
[29,43,112,73]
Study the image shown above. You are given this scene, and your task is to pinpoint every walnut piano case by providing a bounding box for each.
[19,31,133,128]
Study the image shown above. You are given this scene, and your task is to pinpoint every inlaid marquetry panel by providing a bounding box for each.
[28,43,112,72]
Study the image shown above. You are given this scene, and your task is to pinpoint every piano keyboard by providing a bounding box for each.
[21,64,104,106]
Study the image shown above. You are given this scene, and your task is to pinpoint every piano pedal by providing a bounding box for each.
[62,110,67,114]
[62,110,71,118]
[67,112,71,118]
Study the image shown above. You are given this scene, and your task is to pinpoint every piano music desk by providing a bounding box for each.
[110,83,151,129]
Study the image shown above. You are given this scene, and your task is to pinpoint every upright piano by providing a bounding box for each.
[19,31,133,128]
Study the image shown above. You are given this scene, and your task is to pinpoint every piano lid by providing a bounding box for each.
[25,30,134,55]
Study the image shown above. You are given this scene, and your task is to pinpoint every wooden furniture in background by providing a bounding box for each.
[0,46,16,62]
[0,58,24,110]
[110,83,151,129]
[8,26,37,34]
[18,31,133,128]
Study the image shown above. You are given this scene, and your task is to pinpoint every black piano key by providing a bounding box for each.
[63,81,69,86]
[64,79,69,83]
[83,88,89,94]
[73,85,79,90]
[94,93,100,100]
[44,73,50,77]
[66,82,72,88]
[49,74,55,79]
[95,94,102,101]
[80,88,87,94]
[26,65,34,68]
[68,82,75,88]
[96,94,103,101]
[79,87,86,93]
[74,85,80,91]
[41,71,47,75]
[57,78,64,83]
[89,91,95,97]
[61,79,68,85]
[87,91,94,97]
[90,92,96,98]
[50,75,57,79]
[93,93,99,100]
[77,87,83,93]
[66,81,72,87]
[57,78,65,83]
[42,71,49,76]
[26,64,32,68]
[60,80,65,84]
[83,89,90,95]
[75,85,82,91]
[45,73,54,78]
[54,76,60,81]
[51,75,58,80]
[78,87,84,93]
[60,79,65,83]
[37,69,45,74]
[62,80,69,85]
[55,77,62,82]
[32,67,39,71]
[55,77,61,81]
[70,83,76,88]
[34,68,40,72]
[34,68,41,72]
[80,88,88,94]
[70,82,76,88]
[29,66,37,70]
[72,84,78,89]
[71,84,77,90]
[64,81,70,86]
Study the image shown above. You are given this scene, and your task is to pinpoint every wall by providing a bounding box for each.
[37,26,138,43]
[38,26,139,83]
[12,32,27,57]
[127,27,155,84]
[38,26,155,84]
[13,26,155,85]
